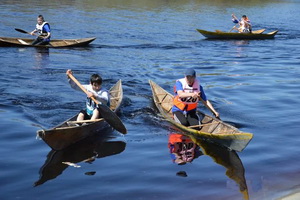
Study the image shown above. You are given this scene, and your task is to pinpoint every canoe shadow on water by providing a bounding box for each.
[34,129,126,187]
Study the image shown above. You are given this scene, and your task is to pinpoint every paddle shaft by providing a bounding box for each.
[229,25,236,32]
[68,73,99,104]
[199,97,220,120]
[15,28,45,37]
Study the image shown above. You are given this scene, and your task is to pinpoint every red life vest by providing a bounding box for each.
[173,78,200,111]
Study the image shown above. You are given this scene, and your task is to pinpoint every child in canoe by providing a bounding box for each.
[66,69,110,121]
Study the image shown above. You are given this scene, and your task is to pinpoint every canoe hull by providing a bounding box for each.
[37,80,123,150]
[37,116,112,150]
[149,80,253,152]
[197,29,278,40]
[0,37,96,47]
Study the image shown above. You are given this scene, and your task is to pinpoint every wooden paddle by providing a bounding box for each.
[199,97,221,120]
[15,28,32,35]
[216,27,236,33]
[15,28,45,37]
[229,25,237,32]
[67,73,127,134]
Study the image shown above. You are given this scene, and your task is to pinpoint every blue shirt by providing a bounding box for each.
[43,24,51,42]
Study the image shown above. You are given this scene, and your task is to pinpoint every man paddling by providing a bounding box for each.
[172,68,219,128]
[30,15,51,45]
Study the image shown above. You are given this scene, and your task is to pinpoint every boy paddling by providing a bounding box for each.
[66,69,110,121]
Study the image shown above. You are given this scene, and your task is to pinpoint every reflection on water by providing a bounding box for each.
[168,133,203,165]
[168,133,249,200]
[34,133,126,187]
[33,48,49,69]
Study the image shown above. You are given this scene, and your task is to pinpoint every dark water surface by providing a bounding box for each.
[1,0,300,199]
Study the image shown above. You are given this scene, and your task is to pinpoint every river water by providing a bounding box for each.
[0,0,300,200]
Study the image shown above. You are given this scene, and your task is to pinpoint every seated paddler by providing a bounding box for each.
[30,15,51,45]
[231,13,252,33]
[172,68,219,128]
[66,69,110,121]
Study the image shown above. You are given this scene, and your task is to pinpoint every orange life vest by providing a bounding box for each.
[173,78,200,111]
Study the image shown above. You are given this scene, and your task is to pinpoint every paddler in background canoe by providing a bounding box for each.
[231,13,252,33]
[66,69,110,121]
[30,15,51,45]
[172,68,220,129]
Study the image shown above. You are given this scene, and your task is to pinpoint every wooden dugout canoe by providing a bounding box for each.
[149,80,253,152]
[0,36,96,47]
[197,29,278,40]
[37,80,123,150]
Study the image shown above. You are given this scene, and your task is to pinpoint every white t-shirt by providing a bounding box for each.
[68,79,110,115]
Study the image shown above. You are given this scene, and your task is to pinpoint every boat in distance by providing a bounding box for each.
[149,80,253,152]
[37,80,123,150]
[0,36,96,47]
[197,29,278,40]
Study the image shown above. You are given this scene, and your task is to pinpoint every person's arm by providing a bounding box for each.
[42,24,51,39]
[176,81,199,99]
[66,69,85,92]
[30,28,37,36]
[231,13,239,23]
[177,90,199,99]
[244,19,251,28]
[94,90,109,105]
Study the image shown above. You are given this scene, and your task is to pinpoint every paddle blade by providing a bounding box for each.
[15,28,30,34]
[97,104,127,134]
